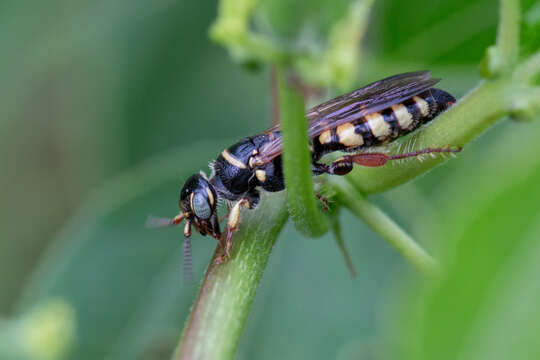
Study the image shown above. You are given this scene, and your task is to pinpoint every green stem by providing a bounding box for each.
[328,210,357,277]
[497,0,520,69]
[331,177,438,275]
[278,67,329,237]
[515,49,540,82]
[174,193,288,360]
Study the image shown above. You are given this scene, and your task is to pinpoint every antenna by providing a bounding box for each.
[183,234,194,285]
[146,215,174,228]
[146,213,186,228]
[147,213,193,284]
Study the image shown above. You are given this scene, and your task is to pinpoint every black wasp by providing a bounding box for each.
[150,71,459,266]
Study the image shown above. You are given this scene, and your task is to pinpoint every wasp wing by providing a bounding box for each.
[255,71,440,165]
[305,71,439,137]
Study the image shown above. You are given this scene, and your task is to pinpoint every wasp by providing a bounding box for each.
[149,71,459,267]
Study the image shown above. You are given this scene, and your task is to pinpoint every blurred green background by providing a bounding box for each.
[2,0,540,359]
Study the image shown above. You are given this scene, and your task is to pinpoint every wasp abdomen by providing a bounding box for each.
[313,88,455,158]
[359,88,455,145]
[396,88,454,134]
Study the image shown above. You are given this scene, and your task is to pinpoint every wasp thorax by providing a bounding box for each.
[179,174,217,220]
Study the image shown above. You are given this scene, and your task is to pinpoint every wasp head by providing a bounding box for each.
[179,174,221,238]
[146,173,221,283]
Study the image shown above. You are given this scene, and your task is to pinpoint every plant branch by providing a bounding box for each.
[515,49,540,82]
[277,67,329,237]
[482,0,520,77]
[497,0,520,69]
[507,86,540,122]
[328,209,357,277]
[331,177,438,275]
[174,193,288,360]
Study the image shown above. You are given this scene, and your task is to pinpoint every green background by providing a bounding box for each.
[2,0,540,359]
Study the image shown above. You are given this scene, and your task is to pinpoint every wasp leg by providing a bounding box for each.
[315,192,330,211]
[315,147,462,176]
[346,147,462,167]
[219,203,232,224]
[312,161,353,176]
[215,198,250,264]
[208,213,222,241]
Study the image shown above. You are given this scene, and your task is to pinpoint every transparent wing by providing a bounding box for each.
[255,71,439,165]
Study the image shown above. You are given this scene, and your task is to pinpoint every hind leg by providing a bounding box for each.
[313,147,462,176]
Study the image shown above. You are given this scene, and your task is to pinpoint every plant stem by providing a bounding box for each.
[328,210,357,277]
[277,67,329,237]
[515,49,540,82]
[331,177,438,275]
[497,0,520,70]
[173,193,288,360]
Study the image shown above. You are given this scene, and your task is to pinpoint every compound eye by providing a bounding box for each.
[192,192,212,219]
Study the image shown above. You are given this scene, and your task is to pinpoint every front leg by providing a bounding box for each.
[215,198,250,264]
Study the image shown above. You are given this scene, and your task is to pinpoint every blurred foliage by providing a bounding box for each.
[0,299,75,360]
[522,0,540,56]
[210,0,374,89]
[1,0,538,359]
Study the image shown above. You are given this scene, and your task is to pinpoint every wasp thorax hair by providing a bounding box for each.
[149,71,462,272]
